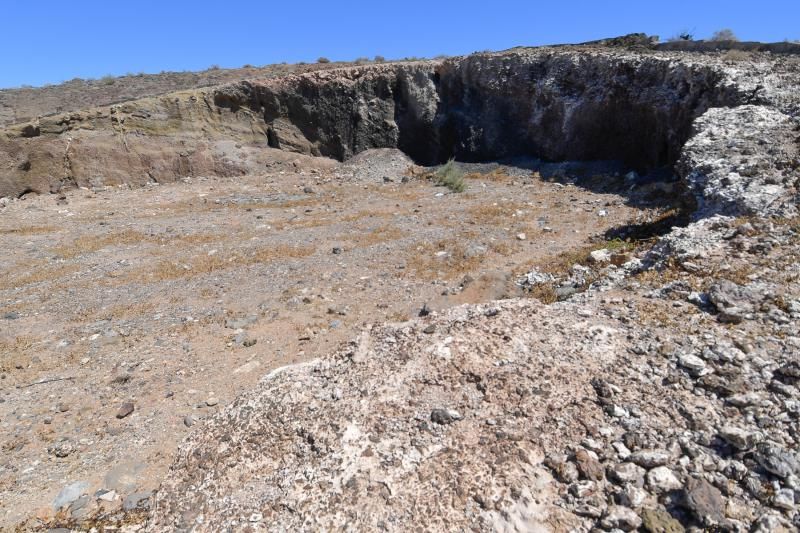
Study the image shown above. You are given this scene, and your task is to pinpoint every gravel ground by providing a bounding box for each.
[0,151,670,528]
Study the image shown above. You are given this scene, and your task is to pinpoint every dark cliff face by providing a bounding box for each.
[0,48,756,198]
[227,51,743,172]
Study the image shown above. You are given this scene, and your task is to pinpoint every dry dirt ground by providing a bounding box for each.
[0,149,672,528]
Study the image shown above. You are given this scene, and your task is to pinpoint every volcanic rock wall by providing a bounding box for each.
[0,47,760,199]
[220,51,744,170]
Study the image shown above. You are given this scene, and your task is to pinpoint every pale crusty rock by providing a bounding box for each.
[679,105,799,218]
[149,299,630,531]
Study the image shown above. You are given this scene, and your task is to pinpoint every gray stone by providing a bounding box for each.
[116,401,135,419]
[589,248,612,264]
[52,481,89,509]
[430,408,462,425]
[609,462,646,486]
[122,490,152,511]
[719,426,761,450]
[646,466,682,493]
[772,488,795,511]
[104,461,146,493]
[682,477,725,525]
[755,441,799,479]
[629,450,672,468]
[68,494,89,513]
[677,353,707,376]
[224,315,258,329]
[708,280,759,323]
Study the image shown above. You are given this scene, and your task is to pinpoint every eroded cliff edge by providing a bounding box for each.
[3,45,795,202]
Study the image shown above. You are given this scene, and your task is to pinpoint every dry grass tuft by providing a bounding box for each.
[464,168,511,183]
[0,226,58,236]
[126,244,316,282]
[0,335,39,372]
[51,230,220,259]
[350,226,404,247]
[0,263,81,290]
[467,202,530,225]
[405,238,485,280]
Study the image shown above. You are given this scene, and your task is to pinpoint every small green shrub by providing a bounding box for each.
[434,159,466,193]
[101,75,115,85]
[317,57,331,64]
[374,55,386,63]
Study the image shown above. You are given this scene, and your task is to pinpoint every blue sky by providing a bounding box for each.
[2,0,798,88]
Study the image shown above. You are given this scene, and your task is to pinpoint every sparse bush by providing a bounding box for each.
[433,159,466,193]
[710,28,738,42]
[354,57,369,64]
[374,55,385,63]
[101,75,115,85]
[242,64,255,69]
[317,57,331,64]
[209,64,221,70]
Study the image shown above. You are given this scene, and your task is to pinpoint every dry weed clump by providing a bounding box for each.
[405,238,485,280]
[0,226,58,236]
[0,263,81,290]
[0,335,39,372]
[127,244,316,282]
[463,168,511,183]
[467,202,531,225]
[349,226,404,247]
[51,229,220,259]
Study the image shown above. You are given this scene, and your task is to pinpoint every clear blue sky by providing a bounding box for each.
[2,0,798,88]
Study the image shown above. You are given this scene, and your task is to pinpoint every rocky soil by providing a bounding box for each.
[0,38,799,532]
[1,148,672,529]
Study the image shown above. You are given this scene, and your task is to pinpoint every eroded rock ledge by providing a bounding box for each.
[3,44,795,200]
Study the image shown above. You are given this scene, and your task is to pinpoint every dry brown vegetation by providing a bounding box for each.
[51,229,221,259]
[349,226,405,247]
[466,201,531,225]
[0,226,58,236]
[464,168,513,183]
[0,335,39,372]
[123,244,316,283]
[404,238,486,280]
[0,262,81,290]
